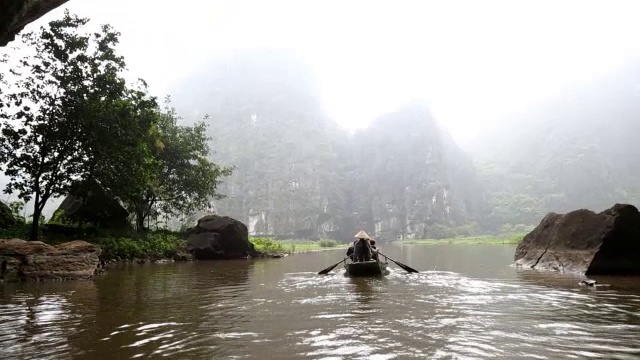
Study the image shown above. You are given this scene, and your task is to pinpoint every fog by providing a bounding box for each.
[2,0,640,237]
[14,0,640,145]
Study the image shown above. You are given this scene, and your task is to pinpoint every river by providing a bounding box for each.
[1,244,639,359]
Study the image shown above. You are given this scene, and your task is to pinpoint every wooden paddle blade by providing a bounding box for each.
[395,261,419,273]
[318,263,340,275]
[318,257,347,275]
[378,252,419,273]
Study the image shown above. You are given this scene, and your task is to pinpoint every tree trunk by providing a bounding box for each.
[29,195,41,241]
[135,208,145,232]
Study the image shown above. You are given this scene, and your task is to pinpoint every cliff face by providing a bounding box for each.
[344,102,482,240]
[171,50,484,241]
[0,0,67,46]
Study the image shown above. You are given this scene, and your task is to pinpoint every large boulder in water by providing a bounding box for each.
[0,239,101,282]
[0,201,16,229]
[514,203,640,275]
[186,215,258,260]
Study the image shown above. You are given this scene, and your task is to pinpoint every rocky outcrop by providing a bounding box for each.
[0,201,17,228]
[53,180,131,230]
[514,203,640,275]
[0,239,101,282]
[187,215,260,260]
[1,0,68,46]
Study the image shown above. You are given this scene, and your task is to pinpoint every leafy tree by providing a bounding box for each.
[79,81,162,230]
[8,201,25,223]
[123,99,233,230]
[0,12,127,240]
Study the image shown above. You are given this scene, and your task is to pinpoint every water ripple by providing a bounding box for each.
[1,255,640,359]
[271,270,640,359]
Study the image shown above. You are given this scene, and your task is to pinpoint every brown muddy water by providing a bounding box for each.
[1,244,639,359]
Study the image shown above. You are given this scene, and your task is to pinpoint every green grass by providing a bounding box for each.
[250,237,347,253]
[397,233,526,245]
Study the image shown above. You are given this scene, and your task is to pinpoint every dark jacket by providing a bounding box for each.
[346,246,354,258]
[353,238,373,262]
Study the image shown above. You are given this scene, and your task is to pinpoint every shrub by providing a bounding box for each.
[318,239,338,248]
[250,237,286,253]
[94,233,186,261]
[427,223,456,239]
[48,209,67,225]
[505,233,526,244]
[454,222,481,237]
[0,223,30,239]
[8,201,26,223]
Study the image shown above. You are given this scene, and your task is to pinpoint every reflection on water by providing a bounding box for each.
[1,245,640,359]
[0,281,98,359]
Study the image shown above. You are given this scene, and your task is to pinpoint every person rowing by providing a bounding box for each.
[370,238,379,260]
[319,230,418,274]
[347,230,373,262]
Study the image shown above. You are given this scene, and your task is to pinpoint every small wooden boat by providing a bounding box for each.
[344,259,389,277]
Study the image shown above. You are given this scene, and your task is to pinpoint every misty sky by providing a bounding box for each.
[14,0,640,145]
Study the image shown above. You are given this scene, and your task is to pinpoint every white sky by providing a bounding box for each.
[13,0,640,146]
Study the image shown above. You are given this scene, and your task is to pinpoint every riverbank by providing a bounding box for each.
[99,237,345,267]
[0,225,348,266]
[396,233,525,245]
[0,225,192,264]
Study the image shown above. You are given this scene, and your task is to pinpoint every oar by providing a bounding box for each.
[378,252,419,273]
[318,257,348,275]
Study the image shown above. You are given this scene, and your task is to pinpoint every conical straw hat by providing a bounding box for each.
[354,230,370,239]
